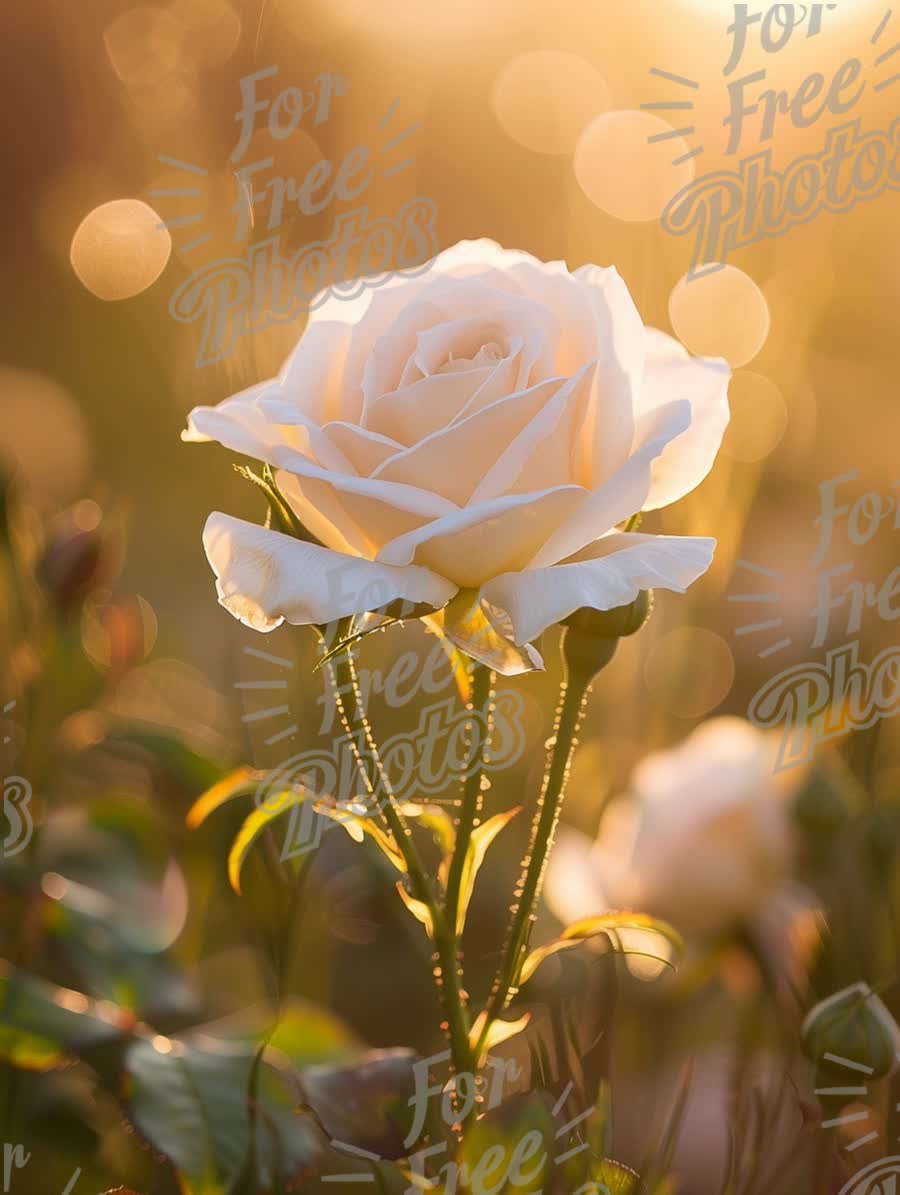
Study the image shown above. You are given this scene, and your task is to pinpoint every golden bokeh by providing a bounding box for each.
[0,368,90,504]
[574,111,696,222]
[103,6,184,87]
[643,627,735,719]
[669,264,771,368]
[721,371,789,463]
[492,51,611,156]
[70,199,172,301]
[171,0,242,71]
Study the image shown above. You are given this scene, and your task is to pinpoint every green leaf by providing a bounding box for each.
[0,963,130,1070]
[186,767,263,829]
[395,882,435,937]
[518,914,684,987]
[123,1033,320,1195]
[227,790,305,894]
[103,726,225,795]
[399,802,456,856]
[447,806,522,937]
[300,1048,420,1160]
[469,1010,531,1063]
[458,1091,555,1194]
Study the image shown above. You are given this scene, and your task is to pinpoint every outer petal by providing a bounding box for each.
[376,487,586,588]
[527,400,692,569]
[638,328,731,511]
[483,531,715,644]
[183,381,283,458]
[202,513,457,632]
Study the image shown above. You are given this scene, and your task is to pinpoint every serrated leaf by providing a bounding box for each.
[518,914,684,987]
[396,882,435,938]
[450,806,522,937]
[318,802,408,874]
[186,767,263,829]
[0,963,130,1070]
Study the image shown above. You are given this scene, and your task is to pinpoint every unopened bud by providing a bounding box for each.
[38,528,107,613]
[802,983,900,1080]
[563,590,652,641]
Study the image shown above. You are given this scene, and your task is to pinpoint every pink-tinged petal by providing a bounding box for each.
[371,377,567,505]
[528,400,692,569]
[571,265,645,488]
[253,397,354,473]
[484,531,715,644]
[638,328,731,510]
[183,381,283,457]
[471,367,590,503]
[364,367,495,445]
[323,422,403,477]
[277,318,354,426]
[376,487,586,588]
[202,513,457,632]
[276,469,444,558]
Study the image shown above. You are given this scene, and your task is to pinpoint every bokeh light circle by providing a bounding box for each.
[0,368,90,504]
[103,6,184,87]
[643,627,735,718]
[492,51,611,155]
[669,264,771,368]
[721,371,788,463]
[70,200,172,301]
[574,110,696,221]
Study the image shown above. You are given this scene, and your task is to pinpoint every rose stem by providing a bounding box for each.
[325,630,475,1079]
[443,662,494,945]
[475,629,597,1059]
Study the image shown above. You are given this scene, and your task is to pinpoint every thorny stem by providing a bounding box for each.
[324,628,475,1079]
[443,662,494,940]
[476,639,594,1059]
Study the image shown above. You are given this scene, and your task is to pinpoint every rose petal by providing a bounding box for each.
[376,486,586,588]
[638,328,731,510]
[323,422,403,477]
[202,513,457,631]
[483,531,715,644]
[471,366,591,502]
[371,376,567,505]
[528,400,692,568]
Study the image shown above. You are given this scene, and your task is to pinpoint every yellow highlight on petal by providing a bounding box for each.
[70,199,172,301]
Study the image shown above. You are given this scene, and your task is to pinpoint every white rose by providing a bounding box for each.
[184,240,730,670]
[546,718,796,939]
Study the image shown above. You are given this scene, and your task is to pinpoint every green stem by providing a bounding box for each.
[476,635,595,1058]
[325,630,475,1078]
[443,663,493,939]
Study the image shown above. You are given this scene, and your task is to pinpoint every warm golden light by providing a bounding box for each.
[70,199,172,302]
[103,6,184,87]
[669,265,771,368]
[0,368,91,504]
[574,110,697,222]
[492,51,611,156]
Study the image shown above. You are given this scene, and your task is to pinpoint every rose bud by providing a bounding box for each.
[38,527,107,613]
[562,591,653,680]
[563,589,653,640]
[801,983,900,1080]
